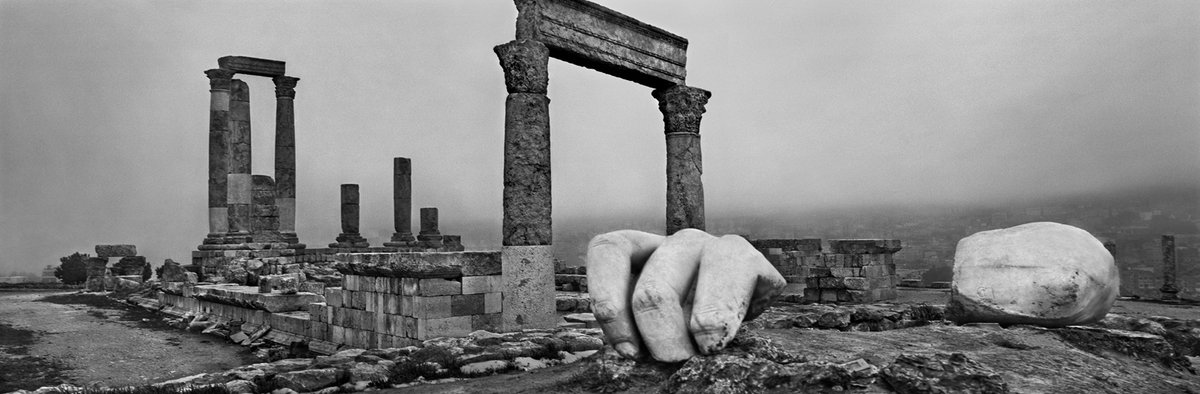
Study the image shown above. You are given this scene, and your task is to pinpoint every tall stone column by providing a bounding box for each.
[496,39,555,330]
[226,79,253,244]
[384,157,416,247]
[653,85,711,235]
[273,76,301,246]
[1161,234,1180,301]
[330,184,369,248]
[203,69,235,246]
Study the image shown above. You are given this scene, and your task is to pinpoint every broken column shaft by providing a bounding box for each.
[417,207,443,248]
[1161,234,1179,301]
[203,69,235,245]
[654,84,710,235]
[273,76,301,246]
[385,157,416,247]
[225,79,253,243]
[331,184,369,248]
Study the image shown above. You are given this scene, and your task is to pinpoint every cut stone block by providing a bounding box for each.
[218,56,285,77]
[462,275,503,294]
[96,244,137,257]
[451,294,486,316]
[413,296,452,319]
[750,239,822,254]
[502,245,556,331]
[191,284,323,312]
[418,278,462,296]
[484,292,502,314]
[415,316,472,340]
[471,313,502,332]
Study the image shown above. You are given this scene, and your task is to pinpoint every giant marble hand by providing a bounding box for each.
[585,229,786,362]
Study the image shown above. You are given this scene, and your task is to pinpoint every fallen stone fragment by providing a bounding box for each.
[880,352,1009,394]
[460,360,509,375]
[947,222,1118,327]
[512,356,549,371]
[273,368,343,392]
[224,379,256,394]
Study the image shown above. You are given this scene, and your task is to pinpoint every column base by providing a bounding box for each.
[330,233,370,249]
[501,245,556,331]
[417,234,444,248]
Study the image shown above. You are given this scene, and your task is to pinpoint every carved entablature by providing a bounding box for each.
[516,0,688,89]
[218,56,286,77]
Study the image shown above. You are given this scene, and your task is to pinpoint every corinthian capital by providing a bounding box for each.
[205,69,235,90]
[494,39,549,94]
[652,85,711,135]
[273,76,300,99]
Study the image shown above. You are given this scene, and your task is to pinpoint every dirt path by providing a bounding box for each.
[0,291,256,391]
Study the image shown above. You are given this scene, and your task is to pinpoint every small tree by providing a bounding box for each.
[142,263,152,282]
[55,252,89,285]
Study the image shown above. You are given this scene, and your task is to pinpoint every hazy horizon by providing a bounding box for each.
[2,1,1197,273]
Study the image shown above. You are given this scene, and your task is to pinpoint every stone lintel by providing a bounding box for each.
[334,251,502,279]
[96,244,137,258]
[520,0,687,88]
[218,56,286,77]
[827,239,903,255]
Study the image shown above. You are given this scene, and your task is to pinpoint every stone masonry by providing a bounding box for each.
[753,239,902,304]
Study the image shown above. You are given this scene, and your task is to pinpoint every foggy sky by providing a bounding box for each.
[1,0,1197,273]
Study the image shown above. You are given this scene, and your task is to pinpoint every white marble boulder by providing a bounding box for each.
[947,222,1119,327]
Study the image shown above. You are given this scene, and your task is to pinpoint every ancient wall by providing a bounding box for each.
[753,238,902,304]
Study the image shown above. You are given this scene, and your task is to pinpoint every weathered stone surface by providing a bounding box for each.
[335,251,501,278]
[501,93,552,246]
[96,244,137,257]
[1161,235,1180,300]
[515,0,687,88]
[880,353,1009,394]
[340,184,360,234]
[419,207,440,235]
[392,157,412,237]
[495,39,549,94]
[827,239,903,254]
[502,245,556,330]
[272,368,341,392]
[161,259,190,282]
[656,85,709,234]
[111,256,147,276]
[947,222,1118,327]
[218,56,285,77]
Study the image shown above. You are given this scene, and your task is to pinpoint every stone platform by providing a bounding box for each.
[163,283,324,313]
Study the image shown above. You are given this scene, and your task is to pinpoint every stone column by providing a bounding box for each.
[203,69,235,245]
[1161,234,1180,301]
[417,207,443,248]
[251,175,280,241]
[653,85,711,235]
[496,40,552,247]
[273,76,301,246]
[384,157,416,247]
[496,39,555,330]
[226,79,253,244]
[331,184,369,248]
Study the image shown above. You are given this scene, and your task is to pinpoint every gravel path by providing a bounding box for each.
[0,291,256,390]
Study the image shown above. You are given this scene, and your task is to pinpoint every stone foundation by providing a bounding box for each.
[753,238,902,304]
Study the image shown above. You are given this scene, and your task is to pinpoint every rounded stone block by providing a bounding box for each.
[947,222,1119,327]
[501,245,557,331]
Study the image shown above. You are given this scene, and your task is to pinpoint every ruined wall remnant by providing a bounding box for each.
[753,239,902,304]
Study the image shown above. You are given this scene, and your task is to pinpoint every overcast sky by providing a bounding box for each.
[1,0,1197,273]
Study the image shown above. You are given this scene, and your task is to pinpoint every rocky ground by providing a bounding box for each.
[7,288,1200,393]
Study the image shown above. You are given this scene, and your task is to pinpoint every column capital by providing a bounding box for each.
[653,85,711,135]
[273,76,300,99]
[204,69,235,90]
[495,39,549,94]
